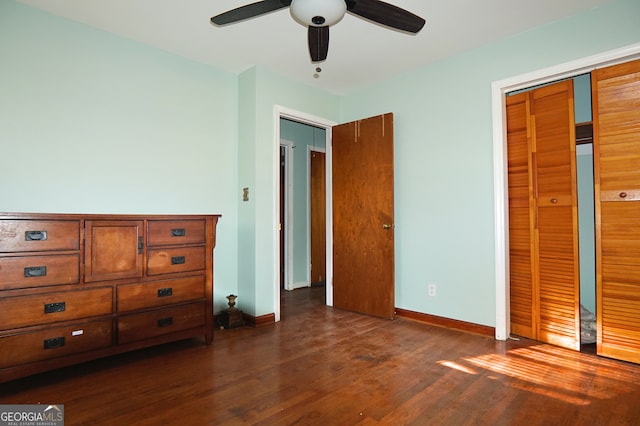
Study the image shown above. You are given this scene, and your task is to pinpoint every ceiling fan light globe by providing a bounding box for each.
[290,0,346,27]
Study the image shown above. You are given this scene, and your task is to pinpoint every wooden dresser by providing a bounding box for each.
[0,213,220,383]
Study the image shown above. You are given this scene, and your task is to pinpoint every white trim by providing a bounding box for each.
[274,106,337,321]
[324,127,334,307]
[291,280,311,290]
[492,43,640,341]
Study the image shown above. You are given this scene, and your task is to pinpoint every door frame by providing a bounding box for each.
[274,106,337,321]
[492,42,640,341]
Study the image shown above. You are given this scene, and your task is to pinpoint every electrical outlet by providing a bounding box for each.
[428,283,436,297]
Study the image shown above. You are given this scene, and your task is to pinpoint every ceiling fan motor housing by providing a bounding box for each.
[290,0,347,27]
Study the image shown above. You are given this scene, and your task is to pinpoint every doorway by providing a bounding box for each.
[274,107,336,322]
[279,119,326,293]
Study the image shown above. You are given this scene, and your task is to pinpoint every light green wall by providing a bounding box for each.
[574,73,592,123]
[236,68,258,313]
[574,73,597,314]
[339,0,640,326]
[577,149,596,314]
[0,1,239,313]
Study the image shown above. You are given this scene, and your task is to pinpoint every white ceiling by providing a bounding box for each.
[17,0,612,94]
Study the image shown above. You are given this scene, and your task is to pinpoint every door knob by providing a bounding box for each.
[382,223,392,229]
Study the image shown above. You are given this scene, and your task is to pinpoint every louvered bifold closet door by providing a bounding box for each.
[506,81,580,349]
[532,81,580,351]
[593,59,640,364]
[506,93,537,339]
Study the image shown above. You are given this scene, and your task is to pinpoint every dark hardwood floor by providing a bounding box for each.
[2,287,640,425]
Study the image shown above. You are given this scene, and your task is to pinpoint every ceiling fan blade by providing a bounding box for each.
[346,0,425,33]
[211,0,292,26]
[308,26,329,63]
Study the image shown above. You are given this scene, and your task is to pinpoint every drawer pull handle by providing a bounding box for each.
[24,266,47,277]
[158,317,173,327]
[25,230,47,241]
[550,198,558,204]
[171,256,185,265]
[44,337,65,349]
[171,228,186,237]
[157,287,173,297]
[44,302,66,314]
[620,192,628,198]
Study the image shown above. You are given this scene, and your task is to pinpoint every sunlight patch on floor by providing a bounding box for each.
[436,360,478,375]
[436,343,640,406]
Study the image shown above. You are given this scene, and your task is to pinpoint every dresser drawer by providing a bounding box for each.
[0,254,80,290]
[117,303,205,344]
[117,276,205,312]
[147,219,205,247]
[0,220,80,253]
[0,287,113,330]
[147,246,205,276]
[0,319,112,369]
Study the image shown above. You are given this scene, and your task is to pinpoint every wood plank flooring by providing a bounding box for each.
[2,286,640,425]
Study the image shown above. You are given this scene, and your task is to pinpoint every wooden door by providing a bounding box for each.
[532,81,580,350]
[593,59,640,363]
[332,113,395,319]
[85,220,144,282]
[506,80,580,350]
[310,150,326,284]
[506,92,537,339]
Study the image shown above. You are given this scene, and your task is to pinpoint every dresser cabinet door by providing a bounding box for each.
[85,220,144,282]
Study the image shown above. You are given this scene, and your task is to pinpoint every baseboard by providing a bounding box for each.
[216,307,492,335]
[395,308,495,337]
[242,312,276,327]
[214,312,276,328]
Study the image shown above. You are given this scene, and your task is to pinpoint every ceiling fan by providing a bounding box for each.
[210,0,425,63]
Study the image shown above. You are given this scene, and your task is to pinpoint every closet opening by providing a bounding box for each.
[495,47,640,364]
